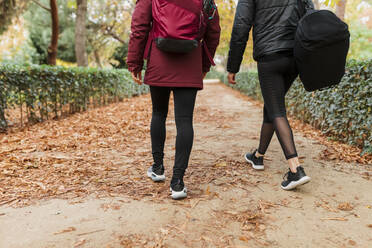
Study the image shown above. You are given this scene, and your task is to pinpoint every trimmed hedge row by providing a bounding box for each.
[210,60,372,154]
[0,64,149,131]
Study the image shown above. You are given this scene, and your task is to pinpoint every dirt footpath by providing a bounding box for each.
[1,83,371,248]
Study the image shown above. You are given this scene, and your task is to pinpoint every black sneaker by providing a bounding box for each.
[281,166,311,190]
[147,164,165,182]
[170,179,187,200]
[244,149,264,170]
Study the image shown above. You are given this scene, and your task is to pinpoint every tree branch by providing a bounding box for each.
[87,20,126,44]
[31,0,51,12]
[106,29,126,44]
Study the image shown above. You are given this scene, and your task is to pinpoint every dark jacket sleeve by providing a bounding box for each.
[304,0,315,10]
[226,0,255,73]
[202,8,221,73]
[126,0,152,73]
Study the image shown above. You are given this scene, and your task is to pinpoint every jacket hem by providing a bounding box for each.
[144,81,203,89]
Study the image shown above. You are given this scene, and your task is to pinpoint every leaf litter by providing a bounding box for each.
[0,93,249,208]
[0,88,370,246]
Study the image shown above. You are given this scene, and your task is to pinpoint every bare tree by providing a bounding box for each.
[47,0,59,65]
[335,0,347,20]
[75,0,88,67]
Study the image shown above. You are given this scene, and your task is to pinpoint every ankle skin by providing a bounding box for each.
[288,157,300,173]
[256,151,264,158]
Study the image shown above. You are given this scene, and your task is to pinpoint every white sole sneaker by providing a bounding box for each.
[147,168,165,182]
[170,187,187,200]
[244,154,264,170]
[281,176,311,190]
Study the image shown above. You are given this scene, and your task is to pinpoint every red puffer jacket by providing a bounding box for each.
[127,0,221,89]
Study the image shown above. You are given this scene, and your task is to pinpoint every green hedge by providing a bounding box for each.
[0,64,149,131]
[209,60,372,154]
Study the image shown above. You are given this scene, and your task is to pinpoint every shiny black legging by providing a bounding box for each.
[257,55,299,160]
[150,86,197,180]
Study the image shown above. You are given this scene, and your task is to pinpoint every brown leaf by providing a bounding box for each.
[74,239,86,247]
[348,240,357,246]
[337,202,354,211]
[54,227,76,235]
[320,217,348,221]
[239,236,250,242]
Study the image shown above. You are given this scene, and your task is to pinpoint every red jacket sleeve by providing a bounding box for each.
[127,0,152,73]
[202,8,221,73]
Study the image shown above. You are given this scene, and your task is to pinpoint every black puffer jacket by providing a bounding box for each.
[227,0,314,73]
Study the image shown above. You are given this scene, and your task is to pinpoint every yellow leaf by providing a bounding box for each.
[215,161,227,167]
[205,186,211,195]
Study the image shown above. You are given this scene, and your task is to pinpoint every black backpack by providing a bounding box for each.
[294,0,350,92]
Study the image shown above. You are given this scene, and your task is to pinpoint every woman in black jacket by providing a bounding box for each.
[227,0,313,190]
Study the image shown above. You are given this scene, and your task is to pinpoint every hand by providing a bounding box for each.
[202,72,207,79]
[227,72,236,85]
[131,71,142,85]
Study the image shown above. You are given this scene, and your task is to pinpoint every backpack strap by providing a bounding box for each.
[297,0,306,17]
[203,0,217,20]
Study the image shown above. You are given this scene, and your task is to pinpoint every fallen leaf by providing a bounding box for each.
[337,202,354,211]
[215,161,227,167]
[74,239,86,247]
[205,186,211,195]
[348,240,357,246]
[191,199,201,209]
[202,236,212,242]
[112,204,121,210]
[225,210,238,215]
[54,227,76,235]
[77,229,105,236]
[320,217,348,221]
[239,236,250,242]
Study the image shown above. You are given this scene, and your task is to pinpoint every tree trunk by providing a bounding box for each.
[335,0,347,21]
[313,0,320,10]
[75,0,88,67]
[94,49,102,68]
[47,0,58,65]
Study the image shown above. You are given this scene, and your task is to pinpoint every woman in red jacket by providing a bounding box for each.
[127,0,220,199]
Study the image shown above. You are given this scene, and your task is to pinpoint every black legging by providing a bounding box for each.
[257,55,298,160]
[150,86,198,180]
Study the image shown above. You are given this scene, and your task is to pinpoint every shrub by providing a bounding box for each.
[0,64,148,131]
[209,60,372,154]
